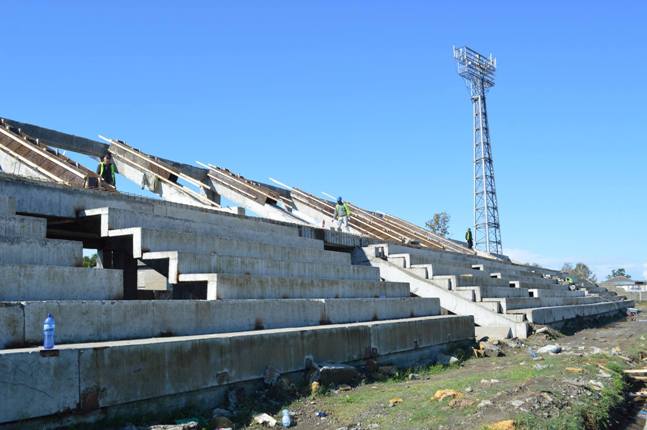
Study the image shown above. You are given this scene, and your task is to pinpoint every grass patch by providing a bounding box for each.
[293,351,635,430]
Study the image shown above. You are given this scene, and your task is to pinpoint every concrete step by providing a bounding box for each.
[488,268,547,281]
[141,248,351,283]
[456,285,531,301]
[182,273,410,300]
[388,253,481,277]
[432,274,511,289]
[0,215,46,240]
[0,297,441,347]
[380,245,478,266]
[513,299,634,324]
[85,207,316,249]
[529,288,586,298]
[131,232,347,266]
[485,296,604,313]
[0,196,15,217]
[162,254,379,282]
[0,314,475,424]
[367,256,528,338]
[513,280,569,290]
[86,205,299,237]
[0,237,82,266]
[108,226,323,260]
[508,276,560,287]
[368,243,497,269]
[410,262,483,277]
[0,265,123,301]
[368,243,556,282]
[584,286,611,294]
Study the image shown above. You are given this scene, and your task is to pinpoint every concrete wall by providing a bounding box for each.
[0,298,441,347]
[0,315,474,424]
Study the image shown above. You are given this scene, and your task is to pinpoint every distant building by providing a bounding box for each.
[600,275,647,292]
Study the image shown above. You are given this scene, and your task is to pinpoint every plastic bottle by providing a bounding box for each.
[43,313,55,349]
[281,409,291,428]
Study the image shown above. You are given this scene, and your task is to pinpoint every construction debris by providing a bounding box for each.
[432,389,463,401]
[537,344,562,354]
[253,413,277,427]
[388,397,403,407]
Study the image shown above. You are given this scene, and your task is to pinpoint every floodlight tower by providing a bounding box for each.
[453,46,502,255]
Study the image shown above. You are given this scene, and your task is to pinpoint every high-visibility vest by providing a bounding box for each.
[335,203,351,217]
[99,162,116,183]
[465,230,472,241]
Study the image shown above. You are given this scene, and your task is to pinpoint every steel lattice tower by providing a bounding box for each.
[453,46,502,255]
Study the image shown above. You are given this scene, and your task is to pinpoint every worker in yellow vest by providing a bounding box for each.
[465,228,473,249]
[97,154,116,188]
[333,197,351,233]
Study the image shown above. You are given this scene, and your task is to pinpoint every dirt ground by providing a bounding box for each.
[236,307,647,430]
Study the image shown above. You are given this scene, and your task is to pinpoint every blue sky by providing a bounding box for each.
[3,1,646,279]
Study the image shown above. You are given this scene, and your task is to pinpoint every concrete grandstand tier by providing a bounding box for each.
[84,206,299,239]
[0,237,83,267]
[356,244,634,338]
[0,297,441,347]
[0,215,47,239]
[0,265,123,301]
[0,315,474,425]
[207,274,410,300]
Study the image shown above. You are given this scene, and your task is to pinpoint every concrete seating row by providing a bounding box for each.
[0,197,123,303]
[0,179,475,428]
[356,244,634,338]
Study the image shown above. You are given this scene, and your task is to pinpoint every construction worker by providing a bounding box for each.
[97,154,116,188]
[465,228,473,249]
[333,197,351,233]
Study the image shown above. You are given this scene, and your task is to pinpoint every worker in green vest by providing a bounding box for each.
[333,197,351,232]
[97,154,116,188]
[465,228,473,249]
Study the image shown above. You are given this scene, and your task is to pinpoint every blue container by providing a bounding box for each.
[43,313,55,349]
[281,409,291,428]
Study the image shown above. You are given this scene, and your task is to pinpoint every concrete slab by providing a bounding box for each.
[5,298,440,346]
[456,285,530,300]
[201,273,410,300]
[108,226,323,260]
[432,274,511,289]
[85,206,300,242]
[0,238,82,266]
[529,288,586,298]
[0,265,123,301]
[0,196,15,216]
[140,242,348,277]
[486,296,603,313]
[0,215,46,240]
[0,315,473,422]
[517,300,634,324]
